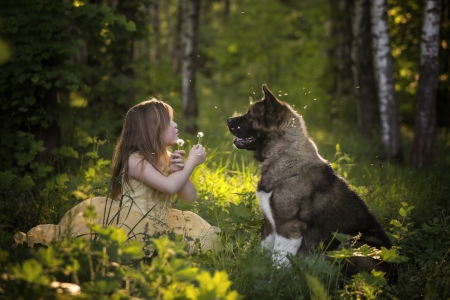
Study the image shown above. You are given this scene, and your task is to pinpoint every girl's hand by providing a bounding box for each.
[187,144,206,166]
[169,150,185,172]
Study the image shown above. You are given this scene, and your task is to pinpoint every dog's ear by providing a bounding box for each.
[262,84,284,114]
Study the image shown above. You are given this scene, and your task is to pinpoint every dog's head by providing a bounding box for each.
[227,84,287,151]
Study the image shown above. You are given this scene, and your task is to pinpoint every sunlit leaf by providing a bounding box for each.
[12,259,50,285]
[121,240,143,258]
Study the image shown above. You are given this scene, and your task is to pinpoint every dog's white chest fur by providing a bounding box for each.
[256,190,303,266]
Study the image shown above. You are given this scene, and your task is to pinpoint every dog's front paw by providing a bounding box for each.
[272,251,292,268]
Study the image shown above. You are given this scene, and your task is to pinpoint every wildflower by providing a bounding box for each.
[197,132,204,144]
[177,138,184,150]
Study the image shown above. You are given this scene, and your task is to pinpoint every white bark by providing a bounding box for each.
[412,0,441,166]
[421,0,441,62]
[371,0,403,159]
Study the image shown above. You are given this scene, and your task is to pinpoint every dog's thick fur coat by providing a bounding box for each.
[228,84,396,281]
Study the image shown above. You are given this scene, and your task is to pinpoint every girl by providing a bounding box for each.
[15,99,222,252]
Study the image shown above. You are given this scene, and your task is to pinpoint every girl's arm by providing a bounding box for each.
[170,150,196,202]
[128,145,206,195]
[177,180,196,203]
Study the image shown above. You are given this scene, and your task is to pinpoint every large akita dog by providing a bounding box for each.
[227,84,396,281]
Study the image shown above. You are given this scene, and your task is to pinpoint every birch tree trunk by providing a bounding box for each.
[371,0,403,160]
[181,0,201,134]
[351,0,380,138]
[412,0,442,167]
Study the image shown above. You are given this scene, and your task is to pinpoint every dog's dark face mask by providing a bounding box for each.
[227,113,258,150]
[227,84,286,151]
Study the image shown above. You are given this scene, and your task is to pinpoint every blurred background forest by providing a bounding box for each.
[0,0,450,298]
[1,0,449,175]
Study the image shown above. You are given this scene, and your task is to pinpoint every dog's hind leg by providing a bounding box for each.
[261,222,275,252]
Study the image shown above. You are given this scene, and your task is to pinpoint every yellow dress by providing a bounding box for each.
[14,154,222,252]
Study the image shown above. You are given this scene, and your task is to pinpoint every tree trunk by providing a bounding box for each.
[172,0,185,74]
[351,0,380,138]
[371,0,403,161]
[412,0,442,167]
[181,0,201,134]
[164,0,173,57]
[151,0,162,68]
[116,0,136,108]
[335,0,354,97]
[437,0,450,128]
[32,87,61,162]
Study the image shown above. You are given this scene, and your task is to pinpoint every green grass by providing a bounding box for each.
[1,93,450,299]
[169,112,450,299]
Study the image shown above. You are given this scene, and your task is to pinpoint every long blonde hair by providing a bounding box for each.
[110,98,173,199]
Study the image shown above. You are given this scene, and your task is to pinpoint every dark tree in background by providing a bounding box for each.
[181,0,201,134]
[151,0,162,69]
[371,0,403,161]
[335,0,354,98]
[0,0,142,179]
[351,0,380,138]
[171,0,186,74]
[412,0,442,167]
[437,0,450,129]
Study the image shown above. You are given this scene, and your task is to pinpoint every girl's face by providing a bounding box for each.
[164,120,179,146]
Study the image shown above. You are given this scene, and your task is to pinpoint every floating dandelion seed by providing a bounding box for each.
[177,138,184,150]
[304,105,307,109]
[197,132,204,144]
[284,93,288,95]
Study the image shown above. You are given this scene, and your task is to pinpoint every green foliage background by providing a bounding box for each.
[0,0,449,299]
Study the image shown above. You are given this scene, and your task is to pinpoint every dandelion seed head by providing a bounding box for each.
[197,132,204,138]
[177,139,185,147]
